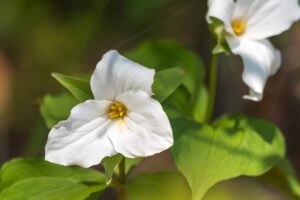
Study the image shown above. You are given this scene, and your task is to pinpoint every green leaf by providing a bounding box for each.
[0,177,105,200]
[208,17,231,55]
[125,158,142,173]
[125,172,192,200]
[162,86,191,119]
[52,73,92,102]
[102,155,142,185]
[152,68,185,102]
[261,158,300,198]
[126,40,205,94]
[40,93,78,129]
[102,155,123,184]
[172,115,285,200]
[0,158,106,190]
[126,40,208,121]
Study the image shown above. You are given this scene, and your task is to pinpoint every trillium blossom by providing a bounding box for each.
[45,50,173,168]
[207,0,300,101]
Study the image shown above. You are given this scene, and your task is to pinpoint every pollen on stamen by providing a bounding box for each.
[231,20,246,36]
[108,102,127,120]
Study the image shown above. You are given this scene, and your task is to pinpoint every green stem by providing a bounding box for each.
[118,158,126,200]
[205,54,218,123]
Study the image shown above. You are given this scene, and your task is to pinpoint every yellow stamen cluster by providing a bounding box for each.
[231,20,246,36]
[108,102,127,119]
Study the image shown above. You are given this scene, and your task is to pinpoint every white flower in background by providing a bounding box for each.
[45,50,173,168]
[207,0,300,101]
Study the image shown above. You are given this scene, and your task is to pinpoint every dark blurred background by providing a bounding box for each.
[0,0,300,198]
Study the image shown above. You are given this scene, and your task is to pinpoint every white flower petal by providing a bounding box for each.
[90,50,155,101]
[206,0,235,32]
[243,90,263,102]
[239,0,300,40]
[45,100,117,168]
[107,91,173,158]
[226,37,281,101]
[233,0,252,20]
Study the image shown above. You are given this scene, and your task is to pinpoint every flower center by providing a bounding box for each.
[231,20,246,36]
[108,102,127,119]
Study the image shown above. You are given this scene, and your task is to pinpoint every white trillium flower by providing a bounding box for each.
[207,0,300,101]
[45,50,173,168]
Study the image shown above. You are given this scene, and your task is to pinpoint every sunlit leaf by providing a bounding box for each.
[0,158,106,190]
[172,115,285,200]
[0,177,105,200]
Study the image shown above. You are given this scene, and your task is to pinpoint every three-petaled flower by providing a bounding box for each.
[207,0,300,101]
[45,50,173,168]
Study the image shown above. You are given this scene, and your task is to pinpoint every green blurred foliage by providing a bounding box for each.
[124,0,173,26]
[0,0,108,137]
